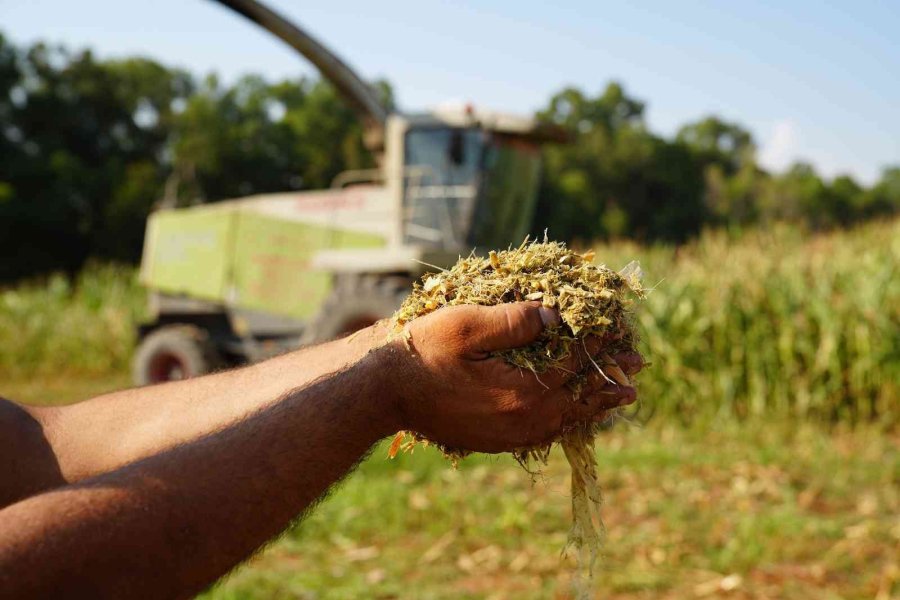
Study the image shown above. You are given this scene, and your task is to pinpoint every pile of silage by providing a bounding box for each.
[388,238,645,595]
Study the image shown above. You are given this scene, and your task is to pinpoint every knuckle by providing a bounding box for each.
[443,306,476,338]
[508,302,541,334]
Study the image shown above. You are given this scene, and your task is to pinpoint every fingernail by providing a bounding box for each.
[538,306,561,327]
[617,394,636,407]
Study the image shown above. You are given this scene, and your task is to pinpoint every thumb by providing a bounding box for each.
[458,301,561,355]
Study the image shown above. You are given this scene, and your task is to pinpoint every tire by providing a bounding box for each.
[132,324,223,386]
[304,275,411,343]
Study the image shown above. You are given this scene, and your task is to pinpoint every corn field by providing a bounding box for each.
[593,219,899,423]
[2,219,898,423]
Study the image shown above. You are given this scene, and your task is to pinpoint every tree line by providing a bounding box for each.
[534,85,900,243]
[1,34,897,281]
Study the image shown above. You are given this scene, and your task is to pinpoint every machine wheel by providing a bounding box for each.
[133,325,223,386]
[305,275,411,342]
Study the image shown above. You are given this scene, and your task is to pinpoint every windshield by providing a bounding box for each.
[402,127,484,246]
[402,127,541,249]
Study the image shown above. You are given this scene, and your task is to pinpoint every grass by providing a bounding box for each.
[8,382,897,599]
[0,263,144,379]
[200,421,897,600]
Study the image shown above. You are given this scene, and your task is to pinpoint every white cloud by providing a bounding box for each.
[758,119,798,173]
[756,119,881,184]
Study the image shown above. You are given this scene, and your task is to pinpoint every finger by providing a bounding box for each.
[502,340,640,391]
[581,363,637,400]
[609,351,643,376]
[454,302,561,356]
[588,384,636,409]
[568,384,636,423]
[532,335,606,389]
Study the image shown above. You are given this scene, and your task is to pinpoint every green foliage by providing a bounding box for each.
[592,218,900,424]
[170,75,389,202]
[0,264,144,378]
[0,34,389,280]
[676,115,755,175]
[535,84,899,242]
[0,35,193,277]
[9,373,895,597]
[4,220,897,425]
[534,83,708,243]
[1,33,898,280]
[196,422,895,599]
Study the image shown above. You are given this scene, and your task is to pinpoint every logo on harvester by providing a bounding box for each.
[293,190,366,212]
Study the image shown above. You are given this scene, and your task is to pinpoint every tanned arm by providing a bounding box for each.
[0,349,399,599]
[0,303,642,599]
[0,323,387,507]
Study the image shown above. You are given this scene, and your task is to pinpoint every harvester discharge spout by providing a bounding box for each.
[210,0,389,153]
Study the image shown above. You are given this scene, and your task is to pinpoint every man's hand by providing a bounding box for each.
[382,302,643,453]
[0,303,642,599]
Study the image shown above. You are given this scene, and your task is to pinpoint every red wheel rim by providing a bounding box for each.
[147,352,189,383]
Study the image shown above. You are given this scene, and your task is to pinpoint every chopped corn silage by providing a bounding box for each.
[388,238,644,597]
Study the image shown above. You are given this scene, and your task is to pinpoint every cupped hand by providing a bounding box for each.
[380,302,643,453]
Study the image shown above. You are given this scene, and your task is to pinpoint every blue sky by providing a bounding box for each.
[2,0,897,184]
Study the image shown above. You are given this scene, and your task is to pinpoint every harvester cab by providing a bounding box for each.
[133,0,567,385]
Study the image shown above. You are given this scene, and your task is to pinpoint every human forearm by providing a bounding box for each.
[0,348,398,599]
[0,303,644,599]
[16,324,385,491]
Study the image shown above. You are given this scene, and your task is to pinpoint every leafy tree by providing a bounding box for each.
[0,33,391,280]
[0,32,897,282]
[0,39,192,278]
[823,175,864,226]
[758,162,828,225]
[858,167,900,219]
[171,74,300,203]
[677,116,755,174]
[0,33,23,212]
[676,116,761,228]
[535,83,706,243]
[171,75,392,203]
